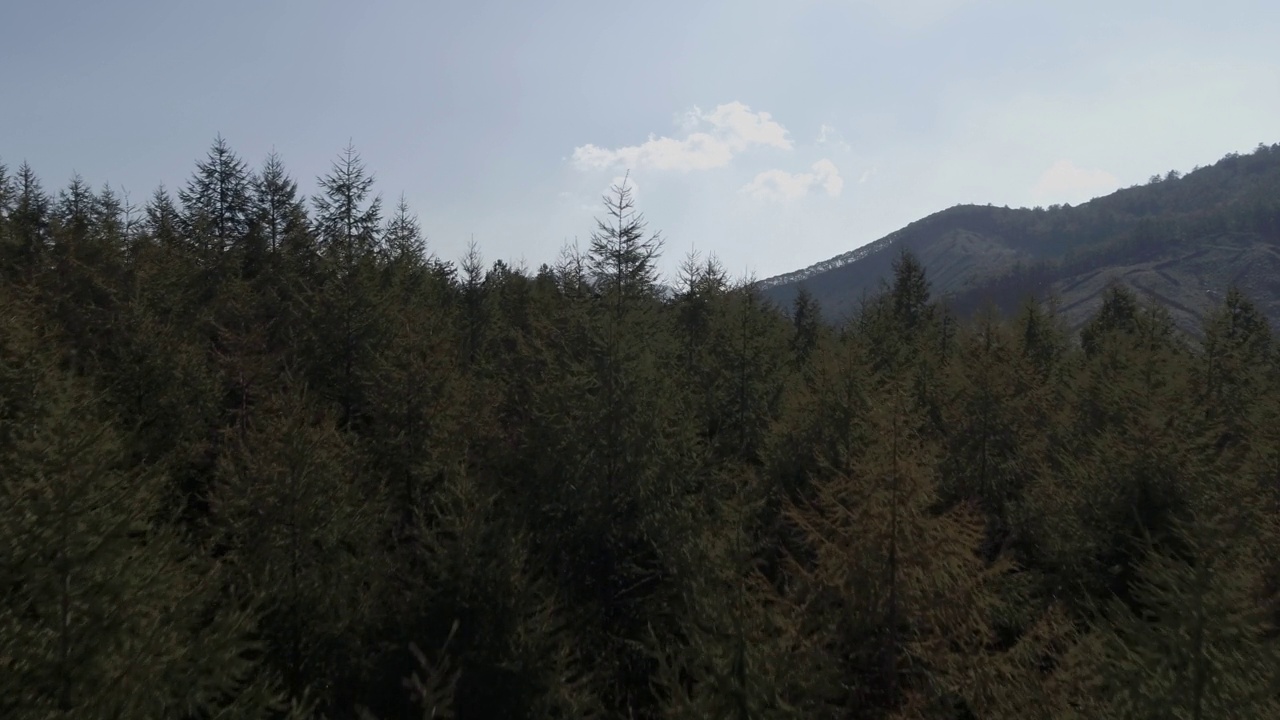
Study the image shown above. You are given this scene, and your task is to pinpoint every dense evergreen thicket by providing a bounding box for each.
[3,139,1279,719]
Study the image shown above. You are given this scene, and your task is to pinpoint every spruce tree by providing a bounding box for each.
[0,303,282,719]
[0,159,12,238]
[1080,282,1142,358]
[587,171,663,302]
[783,377,1004,717]
[516,177,700,714]
[55,173,94,245]
[91,183,125,250]
[312,142,382,265]
[1086,500,1280,720]
[789,285,824,368]
[179,135,252,262]
[1198,286,1272,451]
[251,150,307,255]
[384,194,428,273]
[143,185,182,250]
[306,143,388,430]
[209,382,389,714]
[4,161,50,279]
[890,249,931,335]
[939,309,1047,557]
[245,152,315,365]
[1020,293,1193,614]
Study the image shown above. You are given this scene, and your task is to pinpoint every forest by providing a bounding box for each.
[763,142,1280,331]
[2,137,1279,719]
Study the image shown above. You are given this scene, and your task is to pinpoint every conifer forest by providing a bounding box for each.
[3,138,1280,719]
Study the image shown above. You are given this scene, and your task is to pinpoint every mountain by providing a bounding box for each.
[759,143,1280,336]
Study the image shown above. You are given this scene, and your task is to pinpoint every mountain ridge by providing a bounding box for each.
[759,142,1280,336]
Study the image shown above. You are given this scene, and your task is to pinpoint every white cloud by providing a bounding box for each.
[572,101,793,173]
[699,102,793,151]
[817,124,852,151]
[741,159,844,203]
[1032,160,1119,203]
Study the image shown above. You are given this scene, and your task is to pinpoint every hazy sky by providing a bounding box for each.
[3,0,1278,279]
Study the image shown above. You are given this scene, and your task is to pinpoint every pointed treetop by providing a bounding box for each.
[179,135,252,253]
[588,170,664,299]
[890,248,931,332]
[312,143,381,261]
[384,194,426,263]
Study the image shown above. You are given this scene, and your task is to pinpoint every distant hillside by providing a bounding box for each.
[760,142,1280,336]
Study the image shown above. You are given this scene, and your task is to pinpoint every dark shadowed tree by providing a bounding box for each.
[179,135,252,261]
[4,162,50,278]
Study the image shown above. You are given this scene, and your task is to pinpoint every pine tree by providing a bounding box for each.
[209,382,390,714]
[939,309,1047,557]
[0,159,13,239]
[35,177,116,374]
[179,135,253,261]
[700,282,789,467]
[1016,296,1068,381]
[890,249,931,335]
[106,180,224,527]
[789,285,824,368]
[244,152,316,368]
[857,249,935,377]
[648,465,808,720]
[397,460,605,719]
[366,259,465,530]
[4,161,50,279]
[143,185,182,250]
[1198,286,1272,451]
[459,238,488,369]
[1020,292,1194,614]
[0,303,282,719]
[384,194,428,273]
[1080,282,1142,358]
[511,179,703,714]
[55,173,94,245]
[783,377,1005,717]
[91,183,125,250]
[672,249,723,376]
[588,171,663,303]
[251,150,307,255]
[305,143,388,430]
[1085,497,1280,720]
[313,142,382,266]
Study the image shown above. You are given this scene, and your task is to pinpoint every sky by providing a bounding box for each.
[3,0,1279,281]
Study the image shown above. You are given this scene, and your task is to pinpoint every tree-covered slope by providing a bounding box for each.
[6,139,1280,719]
[762,142,1280,335]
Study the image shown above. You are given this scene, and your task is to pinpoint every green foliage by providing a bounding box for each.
[3,161,50,279]
[179,134,253,260]
[7,139,1280,720]
[1086,503,1280,720]
[789,284,825,367]
[0,304,282,718]
[1197,287,1272,449]
[210,383,389,711]
[588,172,663,302]
[766,142,1280,333]
[783,380,1007,717]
